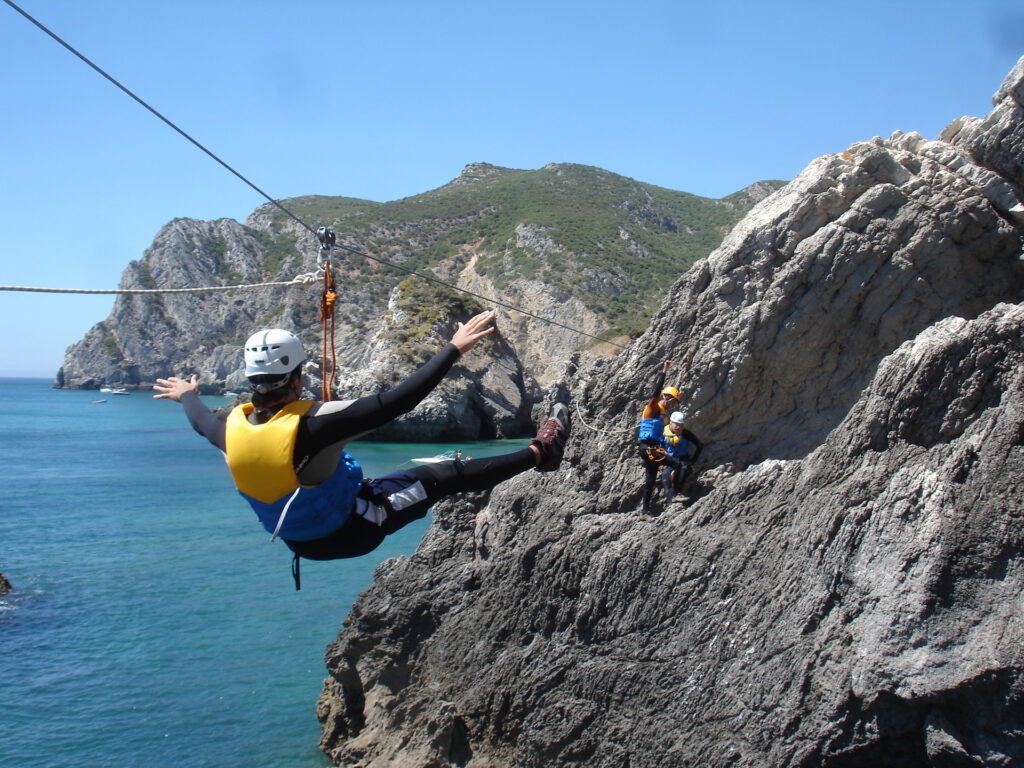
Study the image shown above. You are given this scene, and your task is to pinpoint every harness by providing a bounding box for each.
[288,480,397,591]
[638,400,669,463]
[642,443,668,463]
[357,480,396,519]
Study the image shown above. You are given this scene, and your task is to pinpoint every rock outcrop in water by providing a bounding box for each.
[315,58,1024,767]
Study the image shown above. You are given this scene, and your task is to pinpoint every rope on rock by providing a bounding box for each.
[574,400,637,435]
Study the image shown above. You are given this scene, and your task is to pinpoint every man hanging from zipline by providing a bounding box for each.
[154,310,570,588]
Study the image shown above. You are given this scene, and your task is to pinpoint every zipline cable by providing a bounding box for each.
[1,0,311,238]
[2,0,628,351]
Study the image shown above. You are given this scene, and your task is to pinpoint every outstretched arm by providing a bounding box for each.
[153,375,227,450]
[153,375,198,402]
[641,360,670,418]
[652,360,671,399]
[300,310,496,448]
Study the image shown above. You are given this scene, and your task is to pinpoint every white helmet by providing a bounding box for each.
[669,411,686,425]
[243,329,306,383]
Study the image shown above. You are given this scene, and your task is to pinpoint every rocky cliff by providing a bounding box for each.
[56,166,778,441]
[315,58,1024,766]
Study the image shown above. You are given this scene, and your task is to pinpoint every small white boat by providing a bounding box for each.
[111,388,130,395]
[411,450,462,464]
[223,391,239,397]
[99,387,113,393]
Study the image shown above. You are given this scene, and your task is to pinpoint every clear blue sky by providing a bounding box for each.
[1,0,1021,377]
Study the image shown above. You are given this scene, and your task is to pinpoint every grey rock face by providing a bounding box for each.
[644,129,1022,471]
[316,58,1024,766]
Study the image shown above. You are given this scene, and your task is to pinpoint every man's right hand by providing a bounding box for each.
[153,375,198,402]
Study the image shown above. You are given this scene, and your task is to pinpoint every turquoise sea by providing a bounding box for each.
[0,378,523,768]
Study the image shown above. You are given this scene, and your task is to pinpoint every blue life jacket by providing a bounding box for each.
[638,411,668,442]
[663,423,691,459]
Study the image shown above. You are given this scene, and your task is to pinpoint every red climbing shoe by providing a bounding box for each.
[531,403,571,472]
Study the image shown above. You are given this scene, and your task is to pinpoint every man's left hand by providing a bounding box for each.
[451,310,496,354]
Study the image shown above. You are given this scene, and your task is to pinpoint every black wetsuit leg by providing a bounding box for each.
[285,448,536,560]
[638,443,664,514]
[660,455,686,501]
[411,449,536,500]
[375,448,536,534]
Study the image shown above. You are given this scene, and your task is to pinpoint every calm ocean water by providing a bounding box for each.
[0,378,524,768]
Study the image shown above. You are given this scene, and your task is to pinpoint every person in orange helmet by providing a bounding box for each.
[636,359,681,517]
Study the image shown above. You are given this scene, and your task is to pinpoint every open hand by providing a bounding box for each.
[451,310,496,354]
[153,375,198,401]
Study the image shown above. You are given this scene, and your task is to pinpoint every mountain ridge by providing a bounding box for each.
[56,165,782,441]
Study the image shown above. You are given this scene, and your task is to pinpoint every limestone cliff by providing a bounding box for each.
[315,58,1024,766]
[56,166,776,441]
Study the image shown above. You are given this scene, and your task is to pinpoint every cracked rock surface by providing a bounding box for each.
[317,57,1024,767]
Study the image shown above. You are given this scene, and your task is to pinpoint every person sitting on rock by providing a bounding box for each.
[153,310,571,588]
[637,359,679,517]
[660,411,703,504]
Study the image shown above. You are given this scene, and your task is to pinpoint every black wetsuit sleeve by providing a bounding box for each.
[681,428,703,463]
[641,370,667,421]
[651,370,666,400]
[179,390,227,451]
[295,343,462,457]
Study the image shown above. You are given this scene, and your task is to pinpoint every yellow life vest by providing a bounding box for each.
[662,422,689,457]
[224,401,316,504]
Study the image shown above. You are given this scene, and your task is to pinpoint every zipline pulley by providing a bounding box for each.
[316,226,336,272]
[317,226,336,247]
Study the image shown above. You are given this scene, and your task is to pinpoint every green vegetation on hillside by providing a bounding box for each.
[388,278,485,360]
[246,227,300,276]
[253,164,784,342]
